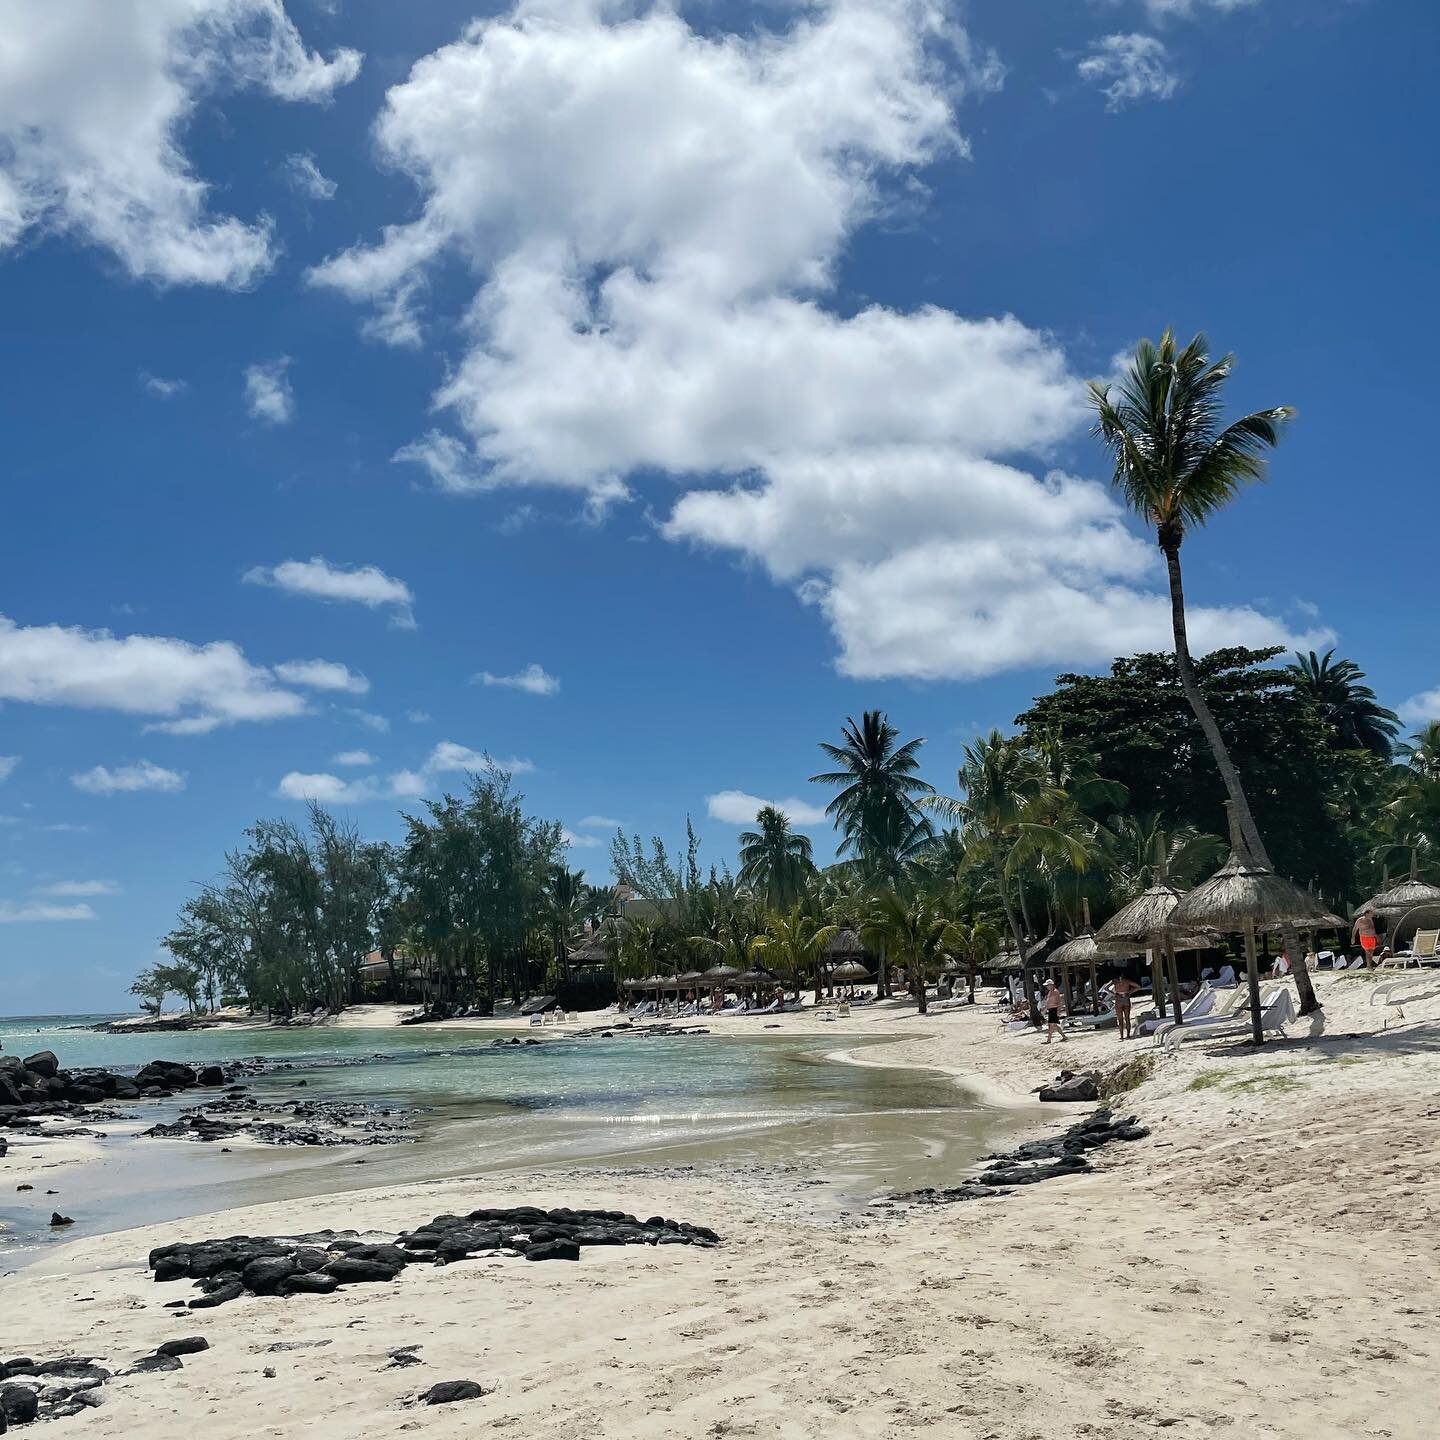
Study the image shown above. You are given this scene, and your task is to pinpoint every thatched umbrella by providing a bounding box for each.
[678,969,707,991]
[702,962,741,983]
[832,959,871,983]
[821,927,866,963]
[1172,804,1344,1044]
[736,965,779,988]
[1360,865,1440,924]
[1094,859,1192,1027]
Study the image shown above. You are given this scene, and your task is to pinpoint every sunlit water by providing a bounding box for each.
[0,1014,1022,1265]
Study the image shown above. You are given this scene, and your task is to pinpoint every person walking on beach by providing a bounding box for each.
[1354,909,1379,969]
[1040,980,1066,1044]
[1111,972,1143,1041]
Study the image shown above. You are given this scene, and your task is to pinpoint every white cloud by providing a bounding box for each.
[1399,688,1440,726]
[282,151,337,200]
[244,357,295,424]
[347,709,390,733]
[244,556,416,629]
[277,771,375,804]
[475,663,560,696]
[562,828,603,849]
[1124,0,1259,20]
[0,1,360,287]
[579,815,625,829]
[0,757,18,783]
[406,710,431,724]
[272,658,369,694]
[0,612,332,732]
[314,0,1311,683]
[706,790,829,827]
[141,372,186,398]
[36,879,121,897]
[332,749,376,767]
[0,900,97,923]
[1077,34,1178,111]
[388,740,535,799]
[72,760,186,795]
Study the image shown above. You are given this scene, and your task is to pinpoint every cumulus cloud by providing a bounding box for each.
[244,357,295,424]
[332,749,376,767]
[272,658,369,694]
[0,757,18,783]
[72,760,186,795]
[347,709,390,733]
[706,790,829,826]
[1399,688,1440,726]
[0,613,337,733]
[475,663,559,696]
[0,900,97,923]
[284,740,535,806]
[314,0,1313,682]
[579,815,625,829]
[244,556,416,629]
[1077,34,1178,110]
[1124,0,1259,20]
[36,879,121,897]
[562,828,603,849]
[282,151,338,200]
[277,770,375,804]
[0,1,360,287]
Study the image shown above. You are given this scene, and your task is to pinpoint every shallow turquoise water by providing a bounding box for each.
[0,1014,1019,1265]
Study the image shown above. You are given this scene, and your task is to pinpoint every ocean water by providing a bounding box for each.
[0,1013,1021,1264]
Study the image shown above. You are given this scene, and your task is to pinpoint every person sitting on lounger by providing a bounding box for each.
[1111,973,1144,1041]
[1270,947,1292,978]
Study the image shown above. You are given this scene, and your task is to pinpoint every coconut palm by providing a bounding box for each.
[1285,650,1400,758]
[1089,330,1319,1014]
[927,731,1094,1018]
[737,805,817,913]
[859,891,961,1015]
[1106,814,1226,900]
[811,711,934,994]
[753,906,837,1003]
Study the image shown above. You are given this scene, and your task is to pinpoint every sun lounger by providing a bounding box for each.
[1160,987,1292,1050]
[1065,1006,1116,1030]
[1149,984,1251,1043]
[1137,983,1214,1037]
[1370,972,1440,1006]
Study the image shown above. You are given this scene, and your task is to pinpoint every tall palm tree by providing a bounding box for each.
[811,712,934,994]
[1089,330,1319,1014]
[545,866,588,980]
[737,806,817,913]
[1285,650,1400,758]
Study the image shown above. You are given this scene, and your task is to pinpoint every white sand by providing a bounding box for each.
[5,971,1437,1437]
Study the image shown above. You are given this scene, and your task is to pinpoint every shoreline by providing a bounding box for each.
[4,972,1438,1436]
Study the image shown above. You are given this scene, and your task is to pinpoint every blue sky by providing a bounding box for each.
[2,0,1434,1014]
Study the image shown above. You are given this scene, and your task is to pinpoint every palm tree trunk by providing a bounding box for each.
[993,856,1038,1022]
[1162,541,1320,1015]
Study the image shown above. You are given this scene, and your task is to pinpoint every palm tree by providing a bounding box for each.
[1285,650,1400,758]
[811,712,934,994]
[737,806,817,913]
[1089,330,1319,1014]
[1106,814,1226,899]
[753,906,837,1004]
[545,866,588,981]
[927,731,1093,1019]
[859,891,960,1015]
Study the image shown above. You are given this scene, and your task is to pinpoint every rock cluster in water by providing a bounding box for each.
[149,1207,721,1307]
[0,1053,226,1129]
[142,1093,410,1148]
[892,1108,1151,1206]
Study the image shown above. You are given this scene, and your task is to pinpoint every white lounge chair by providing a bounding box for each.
[1138,983,1215,1037]
[1160,987,1292,1050]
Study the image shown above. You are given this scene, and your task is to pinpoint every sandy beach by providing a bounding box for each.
[3,971,1436,1438]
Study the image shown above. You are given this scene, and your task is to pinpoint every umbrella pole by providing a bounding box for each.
[1245,920,1263,1045]
[1165,935,1183,1027]
[1148,946,1165,1016]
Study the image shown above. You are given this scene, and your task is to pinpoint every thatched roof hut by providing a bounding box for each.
[735,966,779,987]
[821,927,866,964]
[831,959,871,982]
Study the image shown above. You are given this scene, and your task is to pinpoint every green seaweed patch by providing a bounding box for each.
[1188,1067,1306,1095]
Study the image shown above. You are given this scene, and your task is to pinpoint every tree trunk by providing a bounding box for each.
[1162,541,1321,1015]
[994,856,1038,1022]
